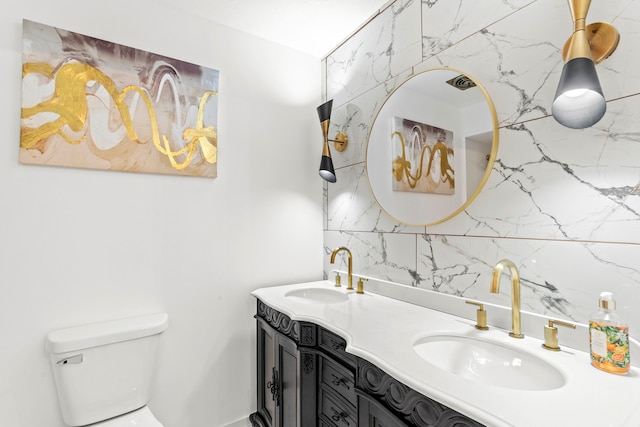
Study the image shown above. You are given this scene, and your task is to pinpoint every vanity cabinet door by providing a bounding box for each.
[278,331,299,427]
[250,317,317,427]
[252,318,300,427]
[252,318,277,427]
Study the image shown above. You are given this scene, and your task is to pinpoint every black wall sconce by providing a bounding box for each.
[317,99,348,183]
[552,0,619,129]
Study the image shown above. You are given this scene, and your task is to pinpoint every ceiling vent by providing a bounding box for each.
[446,74,477,91]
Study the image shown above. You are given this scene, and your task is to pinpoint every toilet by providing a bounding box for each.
[45,313,169,426]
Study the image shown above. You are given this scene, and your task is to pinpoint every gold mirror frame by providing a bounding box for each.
[365,68,499,226]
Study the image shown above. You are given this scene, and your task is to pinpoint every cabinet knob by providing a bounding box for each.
[330,339,344,350]
[330,373,351,390]
[330,407,350,425]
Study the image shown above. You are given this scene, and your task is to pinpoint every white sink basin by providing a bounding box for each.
[284,288,349,304]
[413,334,565,391]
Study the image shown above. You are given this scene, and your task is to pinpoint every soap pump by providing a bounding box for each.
[589,291,630,374]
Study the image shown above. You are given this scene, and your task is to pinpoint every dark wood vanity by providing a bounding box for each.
[249,300,484,427]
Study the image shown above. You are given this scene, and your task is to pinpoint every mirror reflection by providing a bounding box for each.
[365,68,498,226]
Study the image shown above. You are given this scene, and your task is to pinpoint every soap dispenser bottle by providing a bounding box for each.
[589,292,630,374]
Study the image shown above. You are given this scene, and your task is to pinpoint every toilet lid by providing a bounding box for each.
[92,406,163,427]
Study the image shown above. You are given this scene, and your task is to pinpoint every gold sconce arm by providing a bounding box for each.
[330,132,348,152]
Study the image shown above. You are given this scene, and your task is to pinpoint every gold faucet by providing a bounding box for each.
[330,247,353,290]
[490,259,524,339]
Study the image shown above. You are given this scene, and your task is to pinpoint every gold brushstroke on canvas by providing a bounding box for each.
[391,131,455,190]
[21,61,217,171]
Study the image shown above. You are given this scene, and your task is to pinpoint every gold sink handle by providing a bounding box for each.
[542,319,576,351]
[465,300,489,330]
[334,272,342,287]
[356,277,368,294]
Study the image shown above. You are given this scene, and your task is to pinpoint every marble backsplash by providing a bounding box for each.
[322,0,640,332]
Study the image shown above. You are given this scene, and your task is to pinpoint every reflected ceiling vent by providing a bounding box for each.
[446,74,477,91]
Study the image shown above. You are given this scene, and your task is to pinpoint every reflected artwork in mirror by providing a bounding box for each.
[366,68,498,226]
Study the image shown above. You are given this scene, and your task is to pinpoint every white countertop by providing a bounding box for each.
[252,280,640,427]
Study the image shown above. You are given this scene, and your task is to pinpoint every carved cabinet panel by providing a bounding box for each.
[357,359,485,427]
[358,392,407,427]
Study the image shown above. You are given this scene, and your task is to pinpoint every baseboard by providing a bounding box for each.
[223,416,251,427]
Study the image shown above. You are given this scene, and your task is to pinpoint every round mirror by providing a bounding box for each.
[365,68,498,226]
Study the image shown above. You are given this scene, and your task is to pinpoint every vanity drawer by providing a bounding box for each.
[319,385,357,427]
[318,328,356,369]
[320,355,356,405]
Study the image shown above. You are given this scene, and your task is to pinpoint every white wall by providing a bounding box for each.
[0,1,323,426]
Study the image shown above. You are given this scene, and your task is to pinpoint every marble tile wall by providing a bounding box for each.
[322,0,640,332]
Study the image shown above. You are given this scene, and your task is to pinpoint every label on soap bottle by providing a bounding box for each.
[590,327,608,356]
[590,321,630,374]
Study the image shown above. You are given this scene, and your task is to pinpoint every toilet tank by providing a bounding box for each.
[45,313,169,426]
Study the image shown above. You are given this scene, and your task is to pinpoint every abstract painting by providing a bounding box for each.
[20,20,219,178]
[391,117,454,194]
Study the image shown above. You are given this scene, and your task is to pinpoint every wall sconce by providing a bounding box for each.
[551,0,619,129]
[317,99,348,183]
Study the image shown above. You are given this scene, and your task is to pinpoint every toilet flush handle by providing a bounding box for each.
[56,354,83,366]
